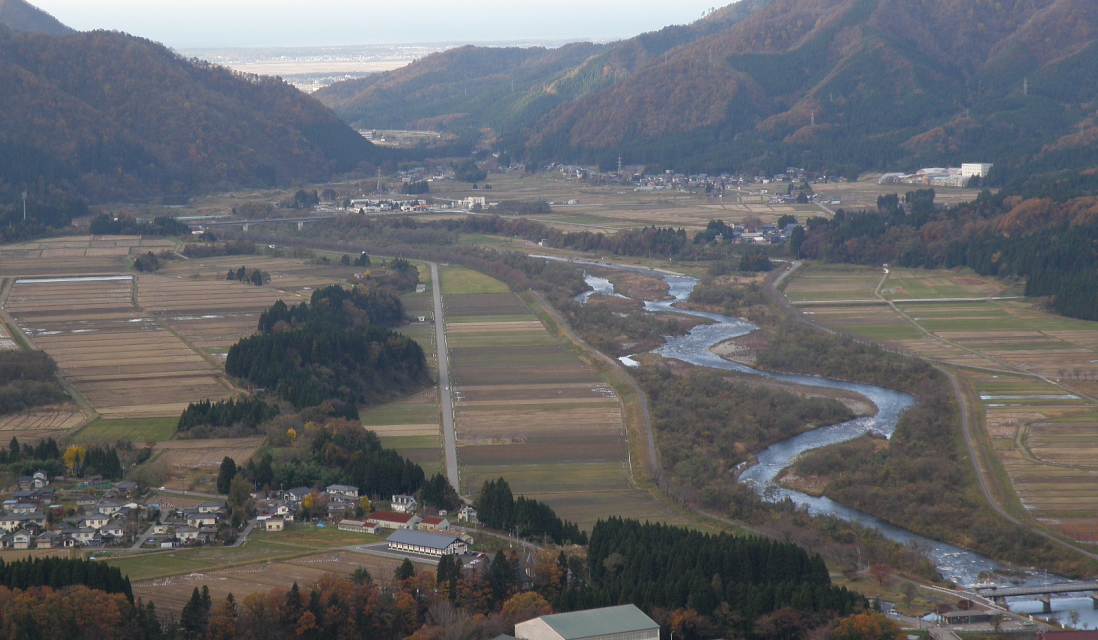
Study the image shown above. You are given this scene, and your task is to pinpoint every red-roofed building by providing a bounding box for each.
[366,510,422,530]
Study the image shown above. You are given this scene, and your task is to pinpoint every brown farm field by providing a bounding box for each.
[4,275,234,418]
[443,271,693,528]
[784,262,1098,541]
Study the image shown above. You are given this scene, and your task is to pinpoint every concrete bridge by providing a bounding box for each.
[198,216,336,232]
[976,581,1098,612]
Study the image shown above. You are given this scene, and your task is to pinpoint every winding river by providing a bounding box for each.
[546,256,1098,623]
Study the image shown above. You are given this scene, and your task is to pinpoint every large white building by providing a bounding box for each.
[961,163,993,178]
[385,529,467,557]
[513,604,659,640]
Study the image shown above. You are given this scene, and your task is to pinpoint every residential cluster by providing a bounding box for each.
[1,473,149,549]
[552,162,849,197]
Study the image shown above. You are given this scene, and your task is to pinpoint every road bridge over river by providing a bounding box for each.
[977,581,1098,612]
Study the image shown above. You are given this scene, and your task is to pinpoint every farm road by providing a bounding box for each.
[429,262,460,494]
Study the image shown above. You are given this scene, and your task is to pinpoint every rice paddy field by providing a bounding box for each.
[785,262,1098,541]
[118,529,397,614]
[0,236,177,277]
[441,267,692,528]
[4,274,234,419]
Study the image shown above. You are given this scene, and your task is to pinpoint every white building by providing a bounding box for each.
[514,605,659,640]
[391,494,417,514]
[385,529,467,557]
[961,163,993,178]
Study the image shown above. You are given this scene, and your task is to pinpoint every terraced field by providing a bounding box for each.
[784,263,1098,540]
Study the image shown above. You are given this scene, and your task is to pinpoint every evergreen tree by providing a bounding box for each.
[216,456,237,494]
[394,558,416,581]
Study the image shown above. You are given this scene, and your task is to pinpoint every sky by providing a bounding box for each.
[32,0,730,49]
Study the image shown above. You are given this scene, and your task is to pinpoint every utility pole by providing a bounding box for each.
[1023,77,1028,96]
[21,191,26,222]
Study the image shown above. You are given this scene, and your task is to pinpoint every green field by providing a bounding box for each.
[359,402,438,426]
[447,331,558,349]
[439,267,511,295]
[75,417,178,443]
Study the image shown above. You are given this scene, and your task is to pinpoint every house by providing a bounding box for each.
[186,513,218,528]
[337,519,380,535]
[514,605,659,640]
[284,487,311,503]
[457,506,478,524]
[114,480,137,494]
[36,531,60,548]
[391,494,417,514]
[98,502,122,515]
[17,476,32,490]
[197,502,224,514]
[197,526,218,543]
[80,514,109,530]
[366,510,421,530]
[160,539,180,549]
[11,530,33,550]
[176,526,200,542]
[419,516,450,532]
[32,470,49,488]
[102,523,125,539]
[326,484,359,500]
[1,500,15,512]
[76,495,98,509]
[264,517,284,532]
[1,512,30,532]
[10,502,37,515]
[385,529,468,557]
[149,524,169,535]
[65,527,96,545]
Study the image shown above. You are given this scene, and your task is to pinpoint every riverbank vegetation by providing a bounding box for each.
[635,364,855,483]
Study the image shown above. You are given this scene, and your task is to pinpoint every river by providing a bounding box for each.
[549,256,1095,624]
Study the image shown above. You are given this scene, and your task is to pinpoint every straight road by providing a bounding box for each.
[430,262,460,494]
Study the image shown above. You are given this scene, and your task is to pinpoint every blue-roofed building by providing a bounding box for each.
[514,604,659,640]
[385,529,467,557]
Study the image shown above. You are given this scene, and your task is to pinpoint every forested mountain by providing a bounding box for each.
[317,0,1098,181]
[0,24,383,209]
[0,0,71,35]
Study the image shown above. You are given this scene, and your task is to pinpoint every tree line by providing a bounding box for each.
[0,557,132,602]
[177,397,280,433]
[558,518,863,636]
[795,187,1098,322]
[0,350,68,416]
[476,478,588,545]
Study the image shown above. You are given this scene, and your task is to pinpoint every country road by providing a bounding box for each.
[429,262,460,494]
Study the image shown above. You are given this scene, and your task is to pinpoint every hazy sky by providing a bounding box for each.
[32,0,729,49]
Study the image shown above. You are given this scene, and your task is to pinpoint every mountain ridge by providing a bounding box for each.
[0,26,383,207]
[316,0,1098,181]
[0,0,72,35]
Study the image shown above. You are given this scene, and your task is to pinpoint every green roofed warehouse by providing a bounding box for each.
[513,604,659,640]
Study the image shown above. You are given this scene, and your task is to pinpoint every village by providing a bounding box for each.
[0,470,481,561]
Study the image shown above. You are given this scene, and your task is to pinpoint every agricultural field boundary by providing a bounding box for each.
[772,262,1098,559]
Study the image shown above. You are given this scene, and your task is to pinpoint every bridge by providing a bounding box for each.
[977,581,1098,612]
[198,216,337,232]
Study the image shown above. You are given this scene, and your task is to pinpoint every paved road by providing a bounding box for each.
[129,507,170,550]
[232,519,257,547]
[430,262,460,493]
